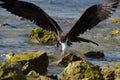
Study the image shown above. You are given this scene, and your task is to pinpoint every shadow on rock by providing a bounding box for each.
[84,50,104,58]
[56,51,83,67]
[0,63,26,80]
[5,51,49,75]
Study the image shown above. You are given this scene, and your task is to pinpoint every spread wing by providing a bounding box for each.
[0,0,62,34]
[67,0,119,37]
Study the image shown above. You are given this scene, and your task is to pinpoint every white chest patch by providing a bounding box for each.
[61,42,67,54]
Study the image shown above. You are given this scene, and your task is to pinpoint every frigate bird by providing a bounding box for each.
[0,0,119,54]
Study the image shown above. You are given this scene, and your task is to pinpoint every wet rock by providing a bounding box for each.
[29,28,56,44]
[115,62,120,69]
[56,52,82,66]
[115,68,120,80]
[112,18,120,23]
[5,51,14,59]
[60,60,104,80]
[81,78,92,80]
[27,70,40,78]
[115,63,120,80]
[101,65,115,80]
[37,74,58,80]
[111,28,120,36]
[46,74,58,80]
[0,23,8,27]
[27,70,58,80]
[110,28,120,44]
[84,51,104,58]
[6,51,49,74]
[0,62,26,80]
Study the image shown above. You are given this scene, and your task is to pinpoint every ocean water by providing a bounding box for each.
[20,0,102,19]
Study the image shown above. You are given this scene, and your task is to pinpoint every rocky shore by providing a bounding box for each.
[0,26,119,80]
[0,50,120,80]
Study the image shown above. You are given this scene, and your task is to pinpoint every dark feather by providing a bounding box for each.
[0,0,62,34]
[69,37,99,46]
[67,0,119,37]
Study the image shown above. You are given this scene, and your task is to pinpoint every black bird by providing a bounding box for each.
[0,0,119,54]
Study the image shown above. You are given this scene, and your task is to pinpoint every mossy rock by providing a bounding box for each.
[0,23,8,27]
[60,60,104,80]
[0,63,26,80]
[6,51,49,74]
[115,62,120,80]
[101,65,115,80]
[56,51,82,67]
[27,70,40,77]
[36,74,58,80]
[111,28,120,36]
[115,68,120,80]
[112,18,120,23]
[29,28,56,44]
[27,70,58,80]
[84,51,104,58]
[115,62,120,69]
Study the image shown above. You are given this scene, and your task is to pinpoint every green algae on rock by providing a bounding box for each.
[115,68,120,80]
[115,62,120,80]
[0,23,8,27]
[27,70,40,77]
[60,60,104,80]
[37,75,58,80]
[111,28,120,36]
[6,51,49,74]
[29,28,56,44]
[0,63,26,80]
[101,65,115,80]
[27,70,58,80]
[112,18,120,23]
[115,62,120,69]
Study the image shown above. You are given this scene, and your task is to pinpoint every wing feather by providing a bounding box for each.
[0,0,62,34]
[67,0,119,37]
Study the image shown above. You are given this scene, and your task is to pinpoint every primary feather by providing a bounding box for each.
[67,0,119,37]
[0,0,62,35]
